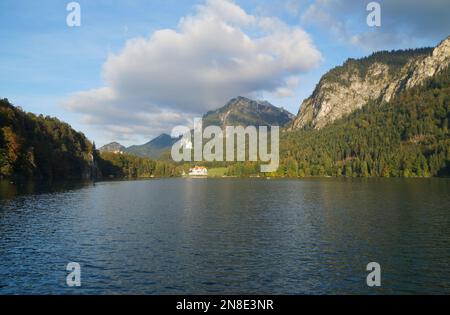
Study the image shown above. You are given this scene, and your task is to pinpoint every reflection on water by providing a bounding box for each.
[0,179,94,200]
[0,178,449,294]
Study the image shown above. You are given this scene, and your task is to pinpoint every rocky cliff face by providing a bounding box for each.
[405,37,450,89]
[290,36,450,130]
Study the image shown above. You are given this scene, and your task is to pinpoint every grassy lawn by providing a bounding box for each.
[208,167,228,177]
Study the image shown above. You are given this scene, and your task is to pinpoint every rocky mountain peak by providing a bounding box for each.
[290,35,450,131]
[203,96,294,128]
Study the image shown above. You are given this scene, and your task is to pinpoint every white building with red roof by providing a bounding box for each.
[189,166,208,176]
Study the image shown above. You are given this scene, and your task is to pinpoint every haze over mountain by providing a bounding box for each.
[100,96,293,159]
[126,134,180,159]
[99,134,179,160]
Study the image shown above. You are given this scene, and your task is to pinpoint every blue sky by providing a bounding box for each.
[1,0,448,146]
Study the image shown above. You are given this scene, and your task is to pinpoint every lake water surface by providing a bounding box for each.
[0,178,449,294]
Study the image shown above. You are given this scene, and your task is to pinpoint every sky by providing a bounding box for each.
[1,0,449,147]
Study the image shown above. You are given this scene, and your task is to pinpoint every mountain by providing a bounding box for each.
[102,97,293,159]
[0,98,98,180]
[290,36,450,130]
[99,142,126,153]
[99,134,180,159]
[279,64,450,178]
[126,133,180,159]
[203,96,294,128]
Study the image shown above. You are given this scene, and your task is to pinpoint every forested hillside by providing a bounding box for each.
[279,66,450,178]
[0,98,182,180]
[0,98,96,180]
[125,134,180,159]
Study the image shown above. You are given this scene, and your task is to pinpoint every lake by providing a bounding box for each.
[0,178,449,294]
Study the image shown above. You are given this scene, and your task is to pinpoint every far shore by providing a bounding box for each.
[2,174,448,189]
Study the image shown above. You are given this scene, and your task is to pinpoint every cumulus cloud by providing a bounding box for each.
[63,0,322,143]
[299,0,450,51]
[301,1,350,43]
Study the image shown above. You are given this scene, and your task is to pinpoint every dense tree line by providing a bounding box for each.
[98,151,181,178]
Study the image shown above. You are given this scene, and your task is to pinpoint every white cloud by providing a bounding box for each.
[274,76,301,97]
[301,1,350,43]
[63,0,322,143]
